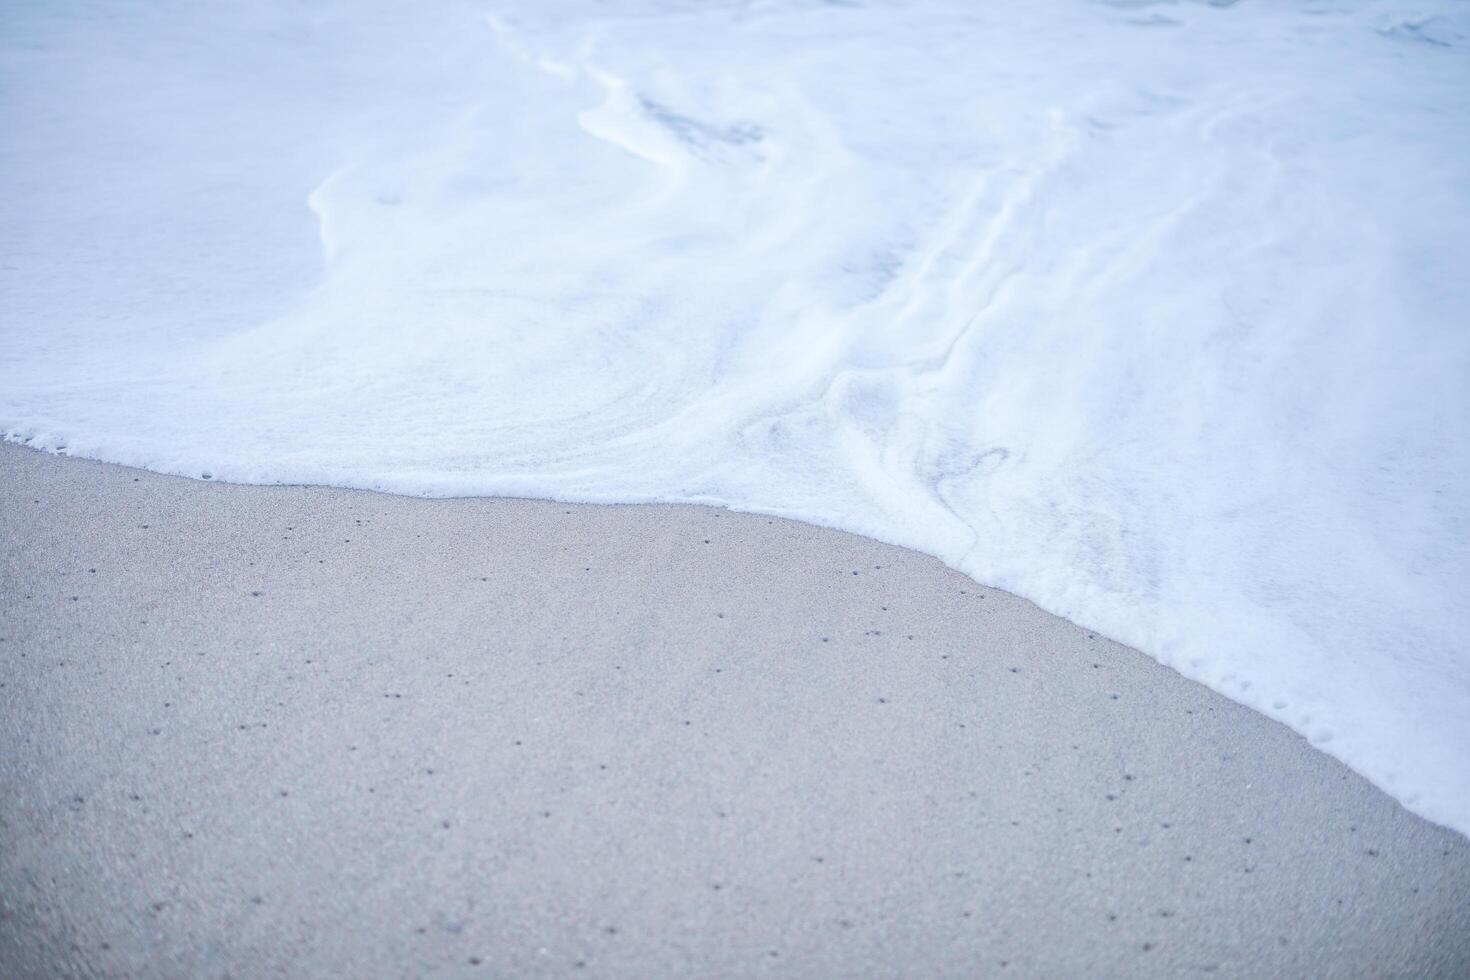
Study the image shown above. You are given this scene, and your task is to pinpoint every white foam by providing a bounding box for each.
[3,0,1468,833]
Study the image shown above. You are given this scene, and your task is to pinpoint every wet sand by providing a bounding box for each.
[2,441,1467,978]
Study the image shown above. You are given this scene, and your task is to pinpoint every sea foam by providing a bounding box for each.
[2,0,1467,834]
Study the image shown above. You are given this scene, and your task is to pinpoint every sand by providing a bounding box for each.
[1,441,1466,979]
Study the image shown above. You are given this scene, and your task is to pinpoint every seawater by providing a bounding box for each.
[3,0,1468,834]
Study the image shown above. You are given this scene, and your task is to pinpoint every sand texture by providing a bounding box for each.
[2,442,1467,979]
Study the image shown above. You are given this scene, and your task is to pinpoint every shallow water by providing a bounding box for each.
[2,0,1467,834]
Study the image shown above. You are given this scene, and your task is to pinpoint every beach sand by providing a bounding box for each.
[2,441,1467,978]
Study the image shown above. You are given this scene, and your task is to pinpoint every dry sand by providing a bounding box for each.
[1,441,1467,978]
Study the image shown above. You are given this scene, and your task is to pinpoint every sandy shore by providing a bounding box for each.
[1,441,1466,978]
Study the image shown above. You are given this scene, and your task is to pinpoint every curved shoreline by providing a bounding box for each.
[2,441,1467,977]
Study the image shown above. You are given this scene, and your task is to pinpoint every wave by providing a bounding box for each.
[3,0,1467,834]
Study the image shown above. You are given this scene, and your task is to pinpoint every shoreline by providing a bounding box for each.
[3,441,1467,977]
